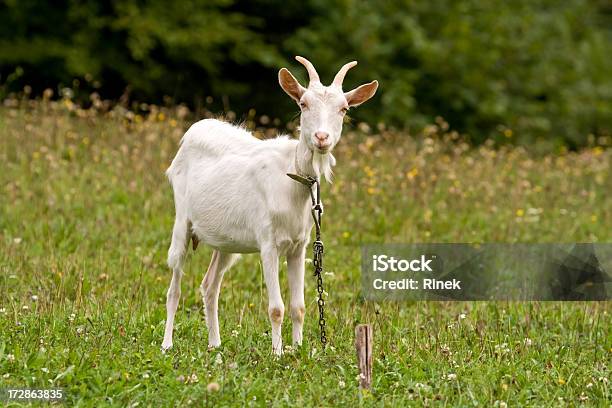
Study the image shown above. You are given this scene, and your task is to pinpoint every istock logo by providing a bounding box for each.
[372,255,434,272]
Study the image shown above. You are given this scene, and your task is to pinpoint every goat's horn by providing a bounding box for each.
[295,56,320,85]
[332,61,357,88]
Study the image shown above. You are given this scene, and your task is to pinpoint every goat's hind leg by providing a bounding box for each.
[162,217,190,351]
[200,250,239,348]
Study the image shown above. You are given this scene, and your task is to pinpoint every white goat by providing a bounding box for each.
[161,56,378,355]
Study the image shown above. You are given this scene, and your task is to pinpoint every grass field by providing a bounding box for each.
[0,99,610,406]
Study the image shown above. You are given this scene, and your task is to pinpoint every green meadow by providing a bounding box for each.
[0,100,610,406]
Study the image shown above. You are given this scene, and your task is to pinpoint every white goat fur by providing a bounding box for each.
[161,56,378,354]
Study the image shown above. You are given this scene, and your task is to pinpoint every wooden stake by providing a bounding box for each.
[355,324,373,390]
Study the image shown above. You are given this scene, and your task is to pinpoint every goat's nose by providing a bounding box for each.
[314,132,329,143]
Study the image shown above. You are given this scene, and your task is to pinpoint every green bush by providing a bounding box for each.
[1,0,610,145]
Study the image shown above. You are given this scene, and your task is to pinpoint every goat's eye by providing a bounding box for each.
[340,107,349,114]
[299,101,307,110]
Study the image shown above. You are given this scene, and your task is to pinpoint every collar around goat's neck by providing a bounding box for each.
[287,172,317,187]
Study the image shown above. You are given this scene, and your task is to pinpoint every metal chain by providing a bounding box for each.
[310,179,327,348]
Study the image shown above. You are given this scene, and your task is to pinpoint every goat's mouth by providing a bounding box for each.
[314,144,331,154]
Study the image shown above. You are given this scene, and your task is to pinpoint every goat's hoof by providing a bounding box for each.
[272,348,283,357]
[207,342,221,351]
[161,342,173,352]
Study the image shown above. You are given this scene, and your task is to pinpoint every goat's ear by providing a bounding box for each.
[345,80,378,107]
[279,68,306,103]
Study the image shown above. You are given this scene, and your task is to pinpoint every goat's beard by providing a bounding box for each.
[312,150,335,182]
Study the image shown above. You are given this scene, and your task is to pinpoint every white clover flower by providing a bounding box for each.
[415,382,429,390]
[494,343,510,354]
[31,295,38,301]
[6,354,15,362]
[338,380,346,389]
[447,373,457,380]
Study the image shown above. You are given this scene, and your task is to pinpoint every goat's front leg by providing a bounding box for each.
[287,245,306,346]
[261,245,284,355]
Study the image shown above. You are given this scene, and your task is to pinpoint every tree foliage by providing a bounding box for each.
[1,0,610,145]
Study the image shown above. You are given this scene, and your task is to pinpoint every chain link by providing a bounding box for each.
[312,239,327,346]
[310,180,327,348]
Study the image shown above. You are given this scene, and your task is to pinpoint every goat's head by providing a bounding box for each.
[279,56,378,154]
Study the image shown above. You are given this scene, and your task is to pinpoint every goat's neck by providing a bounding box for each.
[292,138,333,181]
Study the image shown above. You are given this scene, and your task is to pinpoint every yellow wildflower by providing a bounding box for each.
[406,168,418,180]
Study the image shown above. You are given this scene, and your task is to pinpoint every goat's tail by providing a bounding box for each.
[166,133,190,190]
[166,139,190,219]
[166,146,184,186]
